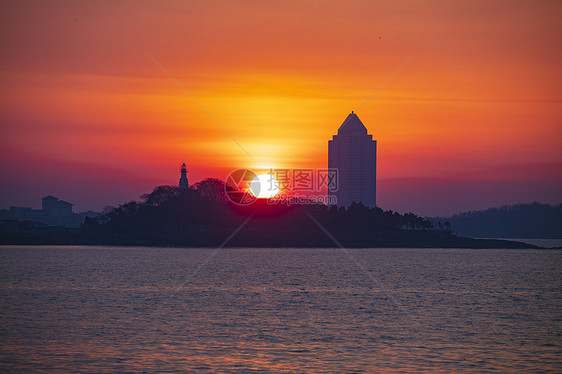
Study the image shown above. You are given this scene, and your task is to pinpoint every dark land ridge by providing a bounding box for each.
[0,180,542,249]
[430,202,562,239]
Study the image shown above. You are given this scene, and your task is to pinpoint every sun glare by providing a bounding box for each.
[249,174,280,198]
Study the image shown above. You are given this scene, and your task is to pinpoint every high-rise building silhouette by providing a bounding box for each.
[328,111,377,207]
[179,163,189,189]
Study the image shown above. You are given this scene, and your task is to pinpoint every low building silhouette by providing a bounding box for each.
[0,196,98,228]
[42,195,73,218]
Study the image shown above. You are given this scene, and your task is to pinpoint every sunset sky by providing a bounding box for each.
[1,0,561,216]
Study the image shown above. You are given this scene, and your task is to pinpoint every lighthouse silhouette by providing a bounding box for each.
[179,163,189,190]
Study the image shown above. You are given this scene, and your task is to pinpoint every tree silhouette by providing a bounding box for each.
[141,185,179,206]
[192,178,232,203]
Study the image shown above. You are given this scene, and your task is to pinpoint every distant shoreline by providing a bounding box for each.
[477,238,562,249]
[0,230,543,249]
[2,191,557,250]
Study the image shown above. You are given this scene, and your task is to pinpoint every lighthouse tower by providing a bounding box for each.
[179,163,189,190]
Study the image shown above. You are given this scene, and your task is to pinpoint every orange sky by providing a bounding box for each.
[1,0,561,215]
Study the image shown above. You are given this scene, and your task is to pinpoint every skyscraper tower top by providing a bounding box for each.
[179,163,189,190]
[328,112,377,208]
[336,111,368,135]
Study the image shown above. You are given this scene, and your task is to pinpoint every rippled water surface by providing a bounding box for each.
[1,246,561,373]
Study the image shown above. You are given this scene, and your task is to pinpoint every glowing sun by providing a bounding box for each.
[249,174,280,198]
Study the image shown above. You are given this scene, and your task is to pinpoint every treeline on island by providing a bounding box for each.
[431,202,562,239]
[0,179,538,248]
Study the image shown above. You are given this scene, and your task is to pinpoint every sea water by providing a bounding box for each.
[1,246,561,373]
